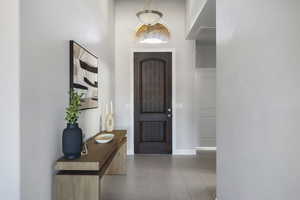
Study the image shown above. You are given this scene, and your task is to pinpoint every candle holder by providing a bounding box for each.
[104,101,115,132]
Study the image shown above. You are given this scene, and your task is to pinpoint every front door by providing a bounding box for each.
[134,52,172,154]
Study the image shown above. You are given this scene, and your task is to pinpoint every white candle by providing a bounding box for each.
[110,101,113,114]
[105,103,108,115]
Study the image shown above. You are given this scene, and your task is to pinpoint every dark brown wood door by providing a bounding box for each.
[134,52,172,154]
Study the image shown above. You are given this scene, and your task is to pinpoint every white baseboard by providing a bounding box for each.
[195,147,216,151]
[173,149,196,155]
[127,149,134,155]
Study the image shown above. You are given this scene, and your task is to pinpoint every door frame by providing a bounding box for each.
[130,48,177,155]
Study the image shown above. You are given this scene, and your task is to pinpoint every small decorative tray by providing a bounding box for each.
[95,134,114,144]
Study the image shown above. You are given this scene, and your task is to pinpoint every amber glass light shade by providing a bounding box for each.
[136,23,170,44]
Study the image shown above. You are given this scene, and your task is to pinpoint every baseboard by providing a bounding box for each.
[127,149,134,155]
[173,149,196,155]
[195,147,216,151]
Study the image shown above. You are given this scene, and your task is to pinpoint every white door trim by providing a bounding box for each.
[129,48,176,154]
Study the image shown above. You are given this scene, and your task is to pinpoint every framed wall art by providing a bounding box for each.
[70,40,99,110]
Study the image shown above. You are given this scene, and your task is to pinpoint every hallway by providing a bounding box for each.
[3,0,300,199]
[102,155,216,200]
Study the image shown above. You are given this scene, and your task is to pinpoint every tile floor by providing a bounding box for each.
[102,154,216,200]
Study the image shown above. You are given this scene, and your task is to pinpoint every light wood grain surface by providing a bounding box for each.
[56,175,101,200]
[105,141,127,175]
[55,130,127,171]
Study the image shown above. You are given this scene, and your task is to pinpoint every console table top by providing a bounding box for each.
[55,130,127,172]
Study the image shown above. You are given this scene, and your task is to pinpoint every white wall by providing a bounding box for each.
[195,42,216,147]
[186,0,206,32]
[217,0,300,199]
[115,0,200,154]
[0,1,20,200]
[20,0,115,199]
[196,42,216,68]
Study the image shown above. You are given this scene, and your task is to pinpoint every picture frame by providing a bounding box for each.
[70,40,99,110]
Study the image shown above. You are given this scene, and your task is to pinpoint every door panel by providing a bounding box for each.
[134,52,172,154]
[141,59,166,113]
[140,121,166,142]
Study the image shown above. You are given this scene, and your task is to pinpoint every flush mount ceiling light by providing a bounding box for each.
[136,0,170,44]
[136,10,163,26]
[136,0,163,25]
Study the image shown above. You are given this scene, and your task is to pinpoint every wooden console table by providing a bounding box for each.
[55,130,127,200]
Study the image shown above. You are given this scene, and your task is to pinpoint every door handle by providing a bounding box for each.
[167,108,172,112]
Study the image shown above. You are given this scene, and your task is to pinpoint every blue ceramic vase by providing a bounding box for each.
[62,123,82,160]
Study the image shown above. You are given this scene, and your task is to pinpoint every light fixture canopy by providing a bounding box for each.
[136,10,163,25]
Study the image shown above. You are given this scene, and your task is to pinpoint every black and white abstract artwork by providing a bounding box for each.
[70,41,98,110]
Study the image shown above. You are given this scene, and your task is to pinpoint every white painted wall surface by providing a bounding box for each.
[186,0,206,32]
[186,0,216,43]
[194,41,216,147]
[217,0,300,199]
[0,1,20,200]
[194,42,216,147]
[196,42,216,68]
[115,0,200,154]
[20,0,115,199]
[194,67,216,147]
